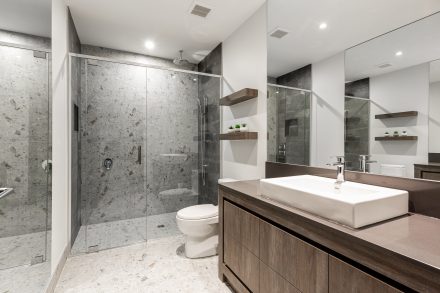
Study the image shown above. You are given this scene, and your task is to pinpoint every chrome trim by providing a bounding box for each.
[267,83,312,93]
[0,188,14,199]
[69,52,222,78]
[0,41,51,53]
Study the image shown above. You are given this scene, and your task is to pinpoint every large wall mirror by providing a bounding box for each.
[267,0,440,181]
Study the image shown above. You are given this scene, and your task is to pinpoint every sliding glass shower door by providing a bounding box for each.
[74,58,147,253]
[0,45,51,269]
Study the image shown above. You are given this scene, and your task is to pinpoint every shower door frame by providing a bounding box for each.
[68,52,222,253]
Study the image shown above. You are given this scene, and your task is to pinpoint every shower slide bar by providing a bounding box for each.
[69,52,223,78]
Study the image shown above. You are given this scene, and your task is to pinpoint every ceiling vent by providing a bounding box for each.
[377,63,392,69]
[190,4,211,18]
[270,28,289,39]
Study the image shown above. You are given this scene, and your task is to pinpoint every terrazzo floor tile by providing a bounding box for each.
[0,230,50,270]
[0,261,50,293]
[71,212,180,255]
[55,235,232,293]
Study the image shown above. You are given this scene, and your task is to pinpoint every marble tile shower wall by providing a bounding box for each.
[0,41,51,237]
[197,44,221,205]
[344,97,370,171]
[80,60,147,225]
[146,69,199,215]
[79,54,203,225]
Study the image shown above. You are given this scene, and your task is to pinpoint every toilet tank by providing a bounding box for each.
[380,164,406,177]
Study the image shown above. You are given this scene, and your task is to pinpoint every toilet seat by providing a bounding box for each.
[177,204,218,220]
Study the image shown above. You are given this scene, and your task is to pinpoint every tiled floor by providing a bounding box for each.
[0,230,49,270]
[0,261,50,293]
[71,212,180,255]
[55,235,233,293]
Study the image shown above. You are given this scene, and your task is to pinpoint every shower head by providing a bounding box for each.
[173,50,190,66]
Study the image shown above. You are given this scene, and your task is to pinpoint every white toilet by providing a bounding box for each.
[176,178,236,258]
[176,204,219,258]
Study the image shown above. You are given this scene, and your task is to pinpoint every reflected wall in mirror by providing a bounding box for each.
[345,12,440,179]
[0,0,51,292]
[267,0,440,181]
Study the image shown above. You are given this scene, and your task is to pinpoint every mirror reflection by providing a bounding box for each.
[267,0,440,181]
[345,12,440,179]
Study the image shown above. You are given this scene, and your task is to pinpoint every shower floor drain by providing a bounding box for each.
[157,224,165,228]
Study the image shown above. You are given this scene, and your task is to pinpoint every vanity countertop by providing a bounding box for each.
[219,179,440,290]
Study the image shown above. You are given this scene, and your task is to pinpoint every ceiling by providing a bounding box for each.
[345,12,440,81]
[0,0,51,38]
[268,0,440,77]
[67,0,265,63]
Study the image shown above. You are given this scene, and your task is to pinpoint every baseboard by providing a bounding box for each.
[45,244,70,293]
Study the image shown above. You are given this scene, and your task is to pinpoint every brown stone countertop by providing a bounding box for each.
[219,179,440,290]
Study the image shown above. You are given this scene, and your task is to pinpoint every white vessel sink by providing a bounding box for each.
[260,175,408,228]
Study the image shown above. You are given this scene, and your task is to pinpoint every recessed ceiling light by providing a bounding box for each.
[144,40,155,50]
[395,51,403,56]
[319,22,327,30]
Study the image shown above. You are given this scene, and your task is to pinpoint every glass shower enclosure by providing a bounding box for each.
[267,84,311,165]
[70,55,221,254]
[344,96,370,171]
[0,44,51,270]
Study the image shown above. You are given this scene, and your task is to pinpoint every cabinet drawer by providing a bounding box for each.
[224,232,259,292]
[329,256,402,293]
[259,220,329,293]
[224,201,259,256]
[260,261,301,293]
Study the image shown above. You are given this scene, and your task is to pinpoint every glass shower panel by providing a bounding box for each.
[344,97,370,171]
[146,69,200,239]
[81,59,147,252]
[267,85,311,165]
[0,45,50,269]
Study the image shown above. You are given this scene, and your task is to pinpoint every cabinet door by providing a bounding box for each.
[260,261,301,293]
[259,220,329,293]
[224,201,260,292]
[224,201,259,256]
[329,256,402,293]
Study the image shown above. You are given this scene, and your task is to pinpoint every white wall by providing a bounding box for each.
[221,4,267,180]
[369,63,429,178]
[311,53,345,167]
[51,0,70,273]
[429,81,440,152]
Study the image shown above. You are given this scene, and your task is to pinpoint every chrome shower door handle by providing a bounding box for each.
[137,146,142,164]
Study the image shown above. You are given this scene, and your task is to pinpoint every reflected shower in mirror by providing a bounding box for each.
[0,0,52,291]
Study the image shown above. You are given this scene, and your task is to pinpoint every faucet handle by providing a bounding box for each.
[328,156,345,166]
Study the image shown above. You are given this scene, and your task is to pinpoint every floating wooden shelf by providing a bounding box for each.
[375,136,418,141]
[375,111,418,119]
[219,132,258,140]
[219,88,258,106]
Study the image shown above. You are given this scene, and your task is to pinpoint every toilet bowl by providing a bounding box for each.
[176,204,219,258]
[176,178,236,258]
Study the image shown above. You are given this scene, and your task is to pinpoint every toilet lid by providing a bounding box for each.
[177,204,218,220]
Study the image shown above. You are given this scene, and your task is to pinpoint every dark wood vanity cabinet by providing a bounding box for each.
[223,201,328,293]
[221,197,404,293]
[329,256,401,293]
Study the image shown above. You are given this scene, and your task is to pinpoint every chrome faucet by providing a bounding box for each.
[328,156,345,189]
[359,155,377,173]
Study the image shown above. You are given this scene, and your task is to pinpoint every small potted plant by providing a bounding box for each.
[234,124,241,132]
[227,126,234,133]
[240,123,249,132]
